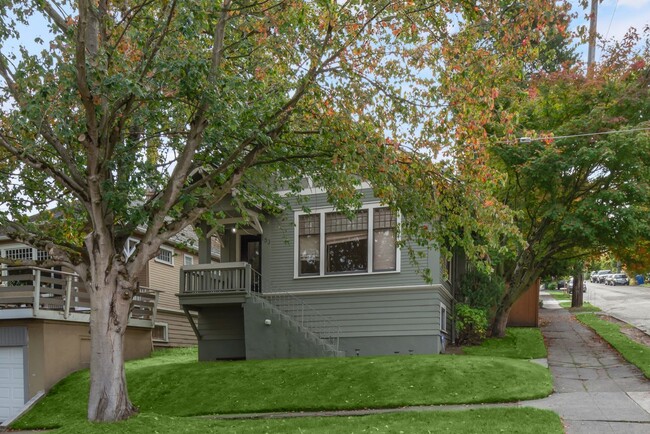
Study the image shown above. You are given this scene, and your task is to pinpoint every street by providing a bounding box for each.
[584,281,650,335]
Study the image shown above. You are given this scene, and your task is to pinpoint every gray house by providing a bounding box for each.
[178,184,454,360]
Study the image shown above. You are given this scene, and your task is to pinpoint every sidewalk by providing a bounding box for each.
[526,292,650,433]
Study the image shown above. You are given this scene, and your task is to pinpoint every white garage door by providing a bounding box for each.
[0,346,25,423]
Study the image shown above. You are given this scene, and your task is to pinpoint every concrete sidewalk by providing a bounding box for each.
[526,293,650,433]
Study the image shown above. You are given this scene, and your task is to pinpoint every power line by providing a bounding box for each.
[494,126,650,145]
[605,0,619,41]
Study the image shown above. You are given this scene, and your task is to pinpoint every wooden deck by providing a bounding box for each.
[0,266,159,328]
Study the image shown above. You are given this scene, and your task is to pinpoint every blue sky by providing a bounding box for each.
[7,1,649,62]
[570,0,650,60]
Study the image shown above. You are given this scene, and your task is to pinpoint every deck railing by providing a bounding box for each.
[0,266,158,326]
[180,262,261,294]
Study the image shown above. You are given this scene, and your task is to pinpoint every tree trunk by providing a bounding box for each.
[571,272,584,308]
[87,275,138,421]
[491,302,513,337]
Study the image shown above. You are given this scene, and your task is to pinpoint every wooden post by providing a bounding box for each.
[244,263,252,293]
[64,275,72,319]
[587,0,598,76]
[33,268,41,315]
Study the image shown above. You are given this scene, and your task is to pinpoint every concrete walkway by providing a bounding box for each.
[526,293,650,433]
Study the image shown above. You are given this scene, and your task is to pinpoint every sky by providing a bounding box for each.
[5,1,649,66]
[568,0,650,62]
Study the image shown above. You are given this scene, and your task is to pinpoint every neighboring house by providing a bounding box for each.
[178,184,456,361]
[124,227,219,348]
[0,227,217,423]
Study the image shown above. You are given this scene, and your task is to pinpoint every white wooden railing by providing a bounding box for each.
[0,266,158,326]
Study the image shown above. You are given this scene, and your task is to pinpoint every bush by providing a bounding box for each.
[456,303,488,345]
[458,268,504,312]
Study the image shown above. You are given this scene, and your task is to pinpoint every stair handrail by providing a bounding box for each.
[262,291,340,351]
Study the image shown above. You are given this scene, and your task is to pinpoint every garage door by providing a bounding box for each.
[0,346,25,423]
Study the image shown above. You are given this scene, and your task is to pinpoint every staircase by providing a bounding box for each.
[247,292,344,358]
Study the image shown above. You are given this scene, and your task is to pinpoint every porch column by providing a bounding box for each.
[197,222,212,264]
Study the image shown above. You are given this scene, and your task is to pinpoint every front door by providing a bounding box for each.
[240,235,261,292]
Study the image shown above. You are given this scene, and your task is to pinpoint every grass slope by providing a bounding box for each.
[462,328,547,359]
[576,313,650,378]
[49,408,563,434]
[14,349,553,430]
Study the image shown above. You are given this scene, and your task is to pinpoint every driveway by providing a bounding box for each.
[584,282,650,334]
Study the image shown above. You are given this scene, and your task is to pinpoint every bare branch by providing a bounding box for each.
[39,1,70,33]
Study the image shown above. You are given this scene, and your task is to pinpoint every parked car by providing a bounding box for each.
[568,277,587,292]
[596,270,611,283]
[590,271,598,283]
[557,280,568,290]
[609,273,629,285]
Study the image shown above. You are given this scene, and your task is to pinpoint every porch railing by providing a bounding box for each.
[0,266,159,325]
[180,262,261,294]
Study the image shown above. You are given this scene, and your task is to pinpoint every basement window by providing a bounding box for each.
[152,323,169,343]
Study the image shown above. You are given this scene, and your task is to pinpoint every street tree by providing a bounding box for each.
[486,33,650,335]
[0,0,559,422]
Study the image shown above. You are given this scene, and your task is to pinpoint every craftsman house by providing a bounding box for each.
[178,183,457,361]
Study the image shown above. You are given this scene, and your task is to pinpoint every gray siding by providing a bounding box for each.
[197,306,245,360]
[275,288,445,337]
[261,188,442,293]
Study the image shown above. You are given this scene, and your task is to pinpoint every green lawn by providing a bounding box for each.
[576,313,650,378]
[559,301,601,312]
[46,408,563,434]
[547,290,570,301]
[547,290,600,312]
[462,328,547,359]
[14,348,553,430]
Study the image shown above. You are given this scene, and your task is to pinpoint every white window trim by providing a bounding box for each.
[183,254,194,265]
[440,304,448,333]
[155,246,174,266]
[123,237,139,259]
[293,202,401,279]
[1,244,41,260]
[153,322,169,343]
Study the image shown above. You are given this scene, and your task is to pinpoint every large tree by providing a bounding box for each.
[0,0,559,421]
[485,32,650,335]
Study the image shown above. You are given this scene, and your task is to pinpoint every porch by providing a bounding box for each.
[178,262,261,306]
[177,262,342,360]
[0,266,159,328]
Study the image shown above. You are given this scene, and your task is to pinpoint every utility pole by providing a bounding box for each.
[587,0,599,76]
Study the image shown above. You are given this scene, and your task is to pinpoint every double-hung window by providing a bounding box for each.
[155,246,174,266]
[298,214,320,276]
[297,206,398,277]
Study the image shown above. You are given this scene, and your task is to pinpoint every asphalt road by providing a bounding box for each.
[584,281,650,334]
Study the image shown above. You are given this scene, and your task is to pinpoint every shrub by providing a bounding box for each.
[456,303,488,345]
[458,268,504,312]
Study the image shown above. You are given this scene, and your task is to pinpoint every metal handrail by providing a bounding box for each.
[263,291,340,351]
